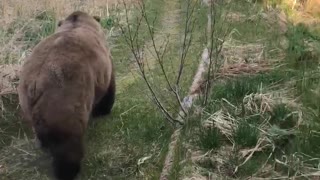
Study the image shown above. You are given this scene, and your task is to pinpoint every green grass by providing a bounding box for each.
[286,23,320,70]
[176,0,320,179]
[235,152,268,177]
[270,103,297,129]
[168,137,186,180]
[21,11,56,48]
[295,127,320,159]
[227,1,279,42]
[198,126,223,150]
[0,95,33,150]
[234,120,259,148]
[0,0,210,178]
[0,10,57,65]
[2,0,320,179]
[110,0,166,77]
[295,70,320,110]
[76,0,175,178]
[0,0,178,179]
[81,84,173,179]
[207,71,294,105]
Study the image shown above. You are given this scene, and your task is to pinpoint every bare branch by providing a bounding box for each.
[176,0,198,86]
[203,1,230,105]
[119,0,184,126]
[138,1,188,117]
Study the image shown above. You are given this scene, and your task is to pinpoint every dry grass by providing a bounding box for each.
[203,110,237,140]
[261,9,288,34]
[225,12,247,23]
[0,0,139,27]
[179,40,287,179]
[0,64,20,95]
[220,35,285,74]
[206,87,299,130]
[0,0,139,65]
[0,0,176,179]
[0,1,140,177]
[192,39,278,94]
[221,40,266,64]
[0,0,140,113]
[224,8,288,34]
[0,64,20,114]
[304,0,320,17]
[196,86,304,178]
[177,0,320,179]
[273,0,320,28]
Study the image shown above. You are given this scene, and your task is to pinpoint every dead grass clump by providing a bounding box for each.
[0,64,20,116]
[221,40,265,64]
[182,174,208,180]
[225,12,246,23]
[260,9,288,34]
[190,39,283,106]
[180,148,224,180]
[193,40,274,89]
[180,144,235,179]
[203,110,237,140]
[218,62,272,78]
[243,88,300,114]
[213,39,284,79]
[196,86,304,178]
[0,64,20,96]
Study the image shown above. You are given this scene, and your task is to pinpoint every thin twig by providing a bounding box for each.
[120,0,183,126]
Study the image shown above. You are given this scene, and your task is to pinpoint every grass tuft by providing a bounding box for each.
[270,103,297,129]
[198,126,223,150]
[234,120,259,148]
[286,23,320,69]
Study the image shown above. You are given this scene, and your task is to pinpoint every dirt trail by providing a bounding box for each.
[117,0,181,93]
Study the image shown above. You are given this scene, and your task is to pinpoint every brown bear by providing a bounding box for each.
[17,11,115,180]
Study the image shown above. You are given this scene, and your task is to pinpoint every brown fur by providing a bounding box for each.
[17,11,115,180]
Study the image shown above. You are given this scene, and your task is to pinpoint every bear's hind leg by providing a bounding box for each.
[91,73,115,118]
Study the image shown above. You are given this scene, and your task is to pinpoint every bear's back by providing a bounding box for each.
[21,27,110,87]
[18,28,111,132]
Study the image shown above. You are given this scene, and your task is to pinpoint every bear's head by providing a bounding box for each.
[57,11,103,36]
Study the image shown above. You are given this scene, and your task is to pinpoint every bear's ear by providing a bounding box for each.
[93,16,101,23]
[57,20,64,27]
[70,14,79,22]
